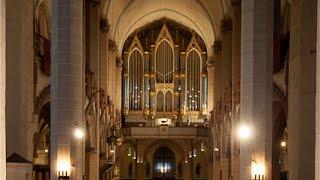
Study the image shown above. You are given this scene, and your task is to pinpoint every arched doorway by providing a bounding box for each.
[153,146,175,180]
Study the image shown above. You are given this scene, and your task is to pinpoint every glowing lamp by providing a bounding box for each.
[193,149,197,157]
[201,142,205,152]
[252,162,265,180]
[188,151,192,158]
[57,160,71,179]
[214,147,219,152]
[280,141,286,148]
[73,127,84,140]
[237,124,252,140]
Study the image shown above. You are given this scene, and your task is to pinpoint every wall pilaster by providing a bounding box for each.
[240,0,273,179]
[51,0,84,179]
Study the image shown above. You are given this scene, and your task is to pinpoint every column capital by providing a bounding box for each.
[213,41,222,53]
[206,57,214,70]
[221,19,233,32]
[108,39,117,51]
[100,18,110,34]
[231,0,241,7]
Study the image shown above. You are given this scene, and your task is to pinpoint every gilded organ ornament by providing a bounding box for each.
[122,20,208,126]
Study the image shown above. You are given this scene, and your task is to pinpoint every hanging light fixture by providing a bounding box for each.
[200,142,205,152]
[193,149,197,157]
[128,147,132,156]
[188,150,193,158]
[133,151,136,160]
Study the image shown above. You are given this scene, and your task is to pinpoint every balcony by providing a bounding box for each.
[121,126,211,139]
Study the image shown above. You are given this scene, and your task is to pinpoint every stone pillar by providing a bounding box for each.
[115,57,122,110]
[0,0,5,177]
[221,19,233,90]
[317,0,320,179]
[51,0,84,179]
[213,41,222,104]
[6,0,34,160]
[207,57,214,115]
[86,1,100,179]
[231,1,241,180]
[240,0,273,180]
[213,41,222,180]
[288,0,317,179]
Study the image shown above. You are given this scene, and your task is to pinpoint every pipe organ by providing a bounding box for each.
[122,21,208,126]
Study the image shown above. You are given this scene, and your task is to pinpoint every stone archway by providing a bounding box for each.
[153,146,176,180]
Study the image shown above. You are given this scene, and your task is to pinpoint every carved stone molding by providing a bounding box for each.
[100,18,110,33]
[231,0,241,7]
[35,85,51,114]
[213,41,222,53]
[221,19,233,32]
[108,39,117,51]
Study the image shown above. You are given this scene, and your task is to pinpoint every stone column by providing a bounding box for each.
[51,0,84,179]
[213,41,222,180]
[207,57,214,115]
[221,19,233,90]
[6,0,34,160]
[213,41,222,104]
[86,1,100,179]
[231,1,241,180]
[221,18,233,180]
[288,0,317,180]
[317,0,320,179]
[240,0,273,180]
[0,0,5,177]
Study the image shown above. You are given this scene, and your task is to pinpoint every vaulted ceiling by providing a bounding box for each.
[101,0,233,57]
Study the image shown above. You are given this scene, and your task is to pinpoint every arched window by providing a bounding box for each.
[186,50,201,111]
[156,41,174,83]
[129,50,144,110]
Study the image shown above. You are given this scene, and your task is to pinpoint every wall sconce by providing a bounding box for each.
[57,160,71,179]
[128,147,132,156]
[133,151,136,160]
[214,147,219,152]
[193,149,197,157]
[280,141,286,148]
[237,124,252,140]
[137,156,143,163]
[110,142,115,153]
[188,150,192,158]
[252,162,265,180]
[184,157,188,163]
[200,142,205,152]
[73,127,84,140]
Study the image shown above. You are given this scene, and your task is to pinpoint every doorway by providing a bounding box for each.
[153,146,176,180]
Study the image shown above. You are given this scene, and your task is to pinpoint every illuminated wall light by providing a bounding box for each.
[252,162,265,180]
[128,147,132,156]
[200,142,205,152]
[44,149,49,153]
[73,127,84,140]
[280,141,286,148]
[133,151,136,159]
[185,157,188,163]
[193,149,197,157]
[214,147,219,152]
[57,159,71,178]
[110,142,115,153]
[237,124,252,140]
[188,151,192,158]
